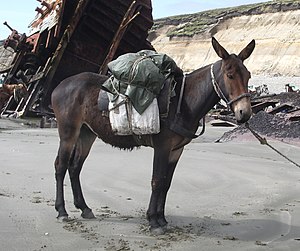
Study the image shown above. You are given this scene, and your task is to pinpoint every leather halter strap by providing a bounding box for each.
[210,64,251,108]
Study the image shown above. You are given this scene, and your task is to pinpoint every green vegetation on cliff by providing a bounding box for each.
[152,0,300,37]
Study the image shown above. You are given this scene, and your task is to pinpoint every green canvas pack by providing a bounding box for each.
[102,50,178,114]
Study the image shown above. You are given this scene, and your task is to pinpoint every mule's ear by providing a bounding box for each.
[212,37,229,60]
[238,39,255,61]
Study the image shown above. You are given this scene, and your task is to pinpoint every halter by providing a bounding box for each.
[210,63,251,109]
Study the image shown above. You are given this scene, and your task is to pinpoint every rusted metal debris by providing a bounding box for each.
[210,85,300,124]
[251,92,300,120]
[211,90,300,143]
[1,0,153,118]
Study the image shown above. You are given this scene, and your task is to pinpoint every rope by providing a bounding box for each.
[245,122,300,168]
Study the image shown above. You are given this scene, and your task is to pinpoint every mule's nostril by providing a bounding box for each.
[240,110,243,115]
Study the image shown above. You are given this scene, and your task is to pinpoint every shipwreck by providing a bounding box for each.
[0,0,153,118]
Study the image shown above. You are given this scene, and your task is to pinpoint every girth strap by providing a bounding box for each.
[168,116,206,139]
[168,74,205,139]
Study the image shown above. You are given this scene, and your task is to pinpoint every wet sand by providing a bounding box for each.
[1,119,300,250]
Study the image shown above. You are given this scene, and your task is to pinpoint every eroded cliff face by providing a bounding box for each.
[150,10,300,76]
[0,41,14,73]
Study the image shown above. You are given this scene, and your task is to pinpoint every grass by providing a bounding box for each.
[152,0,300,37]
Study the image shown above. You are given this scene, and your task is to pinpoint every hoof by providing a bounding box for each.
[81,208,95,219]
[150,226,166,235]
[158,218,168,228]
[57,215,69,222]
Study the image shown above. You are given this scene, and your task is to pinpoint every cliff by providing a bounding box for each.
[0,40,14,74]
[1,1,300,77]
[149,0,300,76]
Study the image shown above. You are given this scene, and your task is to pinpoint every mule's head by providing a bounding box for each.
[212,37,255,123]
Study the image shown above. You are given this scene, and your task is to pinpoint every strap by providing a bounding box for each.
[211,64,229,104]
[168,74,205,139]
[211,63,251,108]
[227,93,251,106]
[177,74,186,114]
[169,121,197,139]
[168,116,206,139]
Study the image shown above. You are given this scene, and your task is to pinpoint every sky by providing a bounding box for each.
[0,0,268,40]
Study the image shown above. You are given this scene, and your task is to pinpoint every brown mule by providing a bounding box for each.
[51,37,255,234]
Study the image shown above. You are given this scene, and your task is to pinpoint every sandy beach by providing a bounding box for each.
[1,119,300,251]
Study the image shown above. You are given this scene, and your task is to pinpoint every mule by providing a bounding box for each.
[51,37,255,234]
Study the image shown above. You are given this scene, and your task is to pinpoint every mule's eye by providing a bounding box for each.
[227,74,234,79]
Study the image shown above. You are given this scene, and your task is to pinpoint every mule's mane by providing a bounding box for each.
[188,60,222,76]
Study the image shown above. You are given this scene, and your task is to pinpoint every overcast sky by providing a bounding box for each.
[0,0,267,39]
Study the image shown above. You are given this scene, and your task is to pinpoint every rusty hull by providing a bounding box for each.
[1,0,153,117]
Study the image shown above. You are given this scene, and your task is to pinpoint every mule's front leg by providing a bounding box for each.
[147,147,170,235]
[147,177,168,234]
[147,144,184,234]
[156,147,184,227]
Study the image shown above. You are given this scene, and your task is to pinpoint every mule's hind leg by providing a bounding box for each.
[55,139,78,220]
[68,125,96,219]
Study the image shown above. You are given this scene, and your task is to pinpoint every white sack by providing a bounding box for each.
[109,95,160,135]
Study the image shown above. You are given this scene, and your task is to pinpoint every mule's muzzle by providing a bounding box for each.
[232,97,252,124]
[235,109,252,124]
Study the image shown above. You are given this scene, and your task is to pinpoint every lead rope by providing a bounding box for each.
[245,122,300,168]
